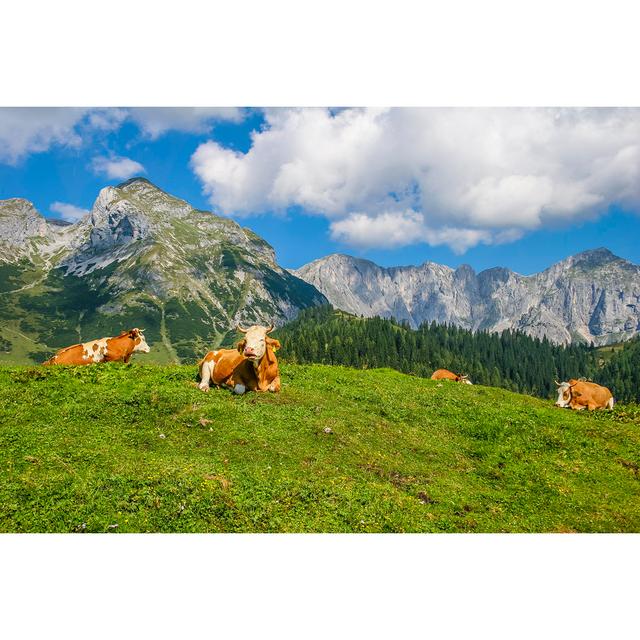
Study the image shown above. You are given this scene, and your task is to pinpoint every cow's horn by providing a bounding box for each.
[266,323,275,334]
[237,325,249,334]
[554,380,562,386]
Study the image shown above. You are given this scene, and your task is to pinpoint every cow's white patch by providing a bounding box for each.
[241,326,269,361]
[82,337,109,363]
[233,384,246,395]
[133,333,150,353]
[555,382,572,407]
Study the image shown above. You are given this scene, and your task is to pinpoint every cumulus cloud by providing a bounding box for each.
[190,107,640,252]
[128,107,245,139]
[0,107,246,164]
[329,210,495,254]
[0,107,88,164]
[50,201,90,222]
[91,155,146,180]
[85,108,128,131]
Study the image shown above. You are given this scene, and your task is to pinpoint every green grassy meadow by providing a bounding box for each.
[0,362,638,533]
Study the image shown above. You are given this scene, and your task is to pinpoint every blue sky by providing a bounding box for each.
[1,107,639,274]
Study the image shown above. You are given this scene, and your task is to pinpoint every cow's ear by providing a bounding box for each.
[266,337,281,351]
[236,339,246,354]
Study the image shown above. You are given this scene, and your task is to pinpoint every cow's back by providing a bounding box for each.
[570,380,613,409]
[431,369,458,381]
[45,344,92,366]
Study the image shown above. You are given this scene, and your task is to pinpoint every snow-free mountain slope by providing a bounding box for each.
[294,250,640,345]
[0,179,326,362]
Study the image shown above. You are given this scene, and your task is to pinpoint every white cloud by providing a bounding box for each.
[191,107,640,252]
[50,201,90,222]
[0,107,88,164]
[0,107,246,164]
[330,210,495,254]
[330,210,425,249]
[85,108,128,131]
[128,107,245,139]
[91,155,146,180]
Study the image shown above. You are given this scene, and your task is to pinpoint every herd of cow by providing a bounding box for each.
[41,323,616,410]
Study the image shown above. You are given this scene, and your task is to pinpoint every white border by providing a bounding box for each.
[1,534,638,639]
[2,0,640,106]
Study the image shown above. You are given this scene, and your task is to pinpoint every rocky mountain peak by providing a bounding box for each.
[296,250,640,345]
[0,199,56,263]
[569,247,619,268]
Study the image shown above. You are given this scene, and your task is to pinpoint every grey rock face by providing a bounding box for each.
[294,250,640,345]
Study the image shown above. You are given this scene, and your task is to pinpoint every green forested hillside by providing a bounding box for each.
[596,337,640,403]
[1,363,639,533]
[277,306,601,399]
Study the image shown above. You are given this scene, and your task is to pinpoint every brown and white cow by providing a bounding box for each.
[431,368,473,385]
[198,324,281,394]
[43,328,150,366]
[554,379,614,411]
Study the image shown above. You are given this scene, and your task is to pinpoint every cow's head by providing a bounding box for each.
[130,328,150,353]
[554,380,575,407]
[237,323,279,362]
[458,374,473,385]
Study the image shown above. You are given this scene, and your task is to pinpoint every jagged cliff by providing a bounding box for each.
[294,250,640,345]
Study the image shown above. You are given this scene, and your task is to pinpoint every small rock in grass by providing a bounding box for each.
[199,417,213,427]
[323,427,333,434]
[107,523,119,530]
[159,433,166,439]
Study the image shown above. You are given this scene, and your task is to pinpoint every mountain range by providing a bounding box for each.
[0,178,325,363]
[293,250,640,345]
[1,177,638,364]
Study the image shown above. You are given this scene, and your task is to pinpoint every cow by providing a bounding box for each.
[430,369,473,385]
[554,379,614,411]
[198,323,281,394]
[42,328,150,366]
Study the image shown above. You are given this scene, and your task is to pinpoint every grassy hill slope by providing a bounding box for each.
[1,363,638,532]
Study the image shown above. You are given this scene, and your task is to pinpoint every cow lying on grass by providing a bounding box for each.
[554,379,614,410]
[198,324,281,394]
[430,369,473,385]
[43,328,150,366]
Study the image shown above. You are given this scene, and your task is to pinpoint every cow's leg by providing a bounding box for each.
[268,376,281,393]
[607,397,614,410]
[199,359,215,392]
